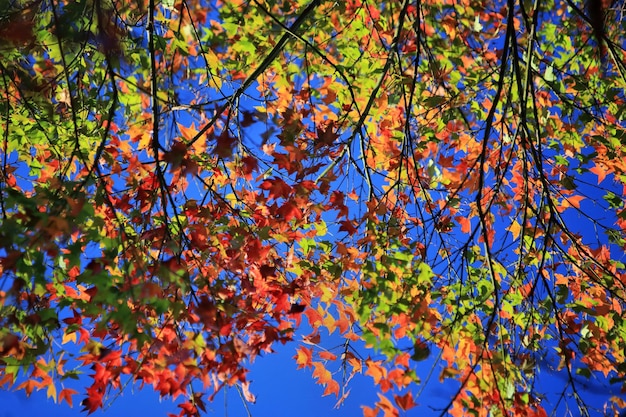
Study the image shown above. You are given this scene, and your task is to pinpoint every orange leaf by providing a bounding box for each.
[15,379,41,396]
[312,362,332,385]
[589,163,607,184]
[365,359,387,384]
[566,194,584,209]
[178,122,197,141]
[47,383,57,402]
[318,351,338,361]
[376,393,399,417]
[508,220,522,240]
[294,346,313,369]
[59,388,78,408]
[393,392,417,411]
[323,379,340,397]
[558,194,585,211]
[456,216,471,234]
[304,308,323,328]
[362,405,380,417]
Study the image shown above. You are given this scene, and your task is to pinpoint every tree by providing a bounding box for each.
[1,0,625,415]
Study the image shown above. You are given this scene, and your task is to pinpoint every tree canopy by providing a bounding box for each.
[1,0,626,416]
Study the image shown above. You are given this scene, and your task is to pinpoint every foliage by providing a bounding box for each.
[1,0,626,416]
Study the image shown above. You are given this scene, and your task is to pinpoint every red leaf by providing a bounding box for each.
[241,156,258,179]
[215,132,236,158]
[329,191,349,218]
[455,216,471,234]
[59,388,79,408]
[260,177,292,200]
[245,238,270,262]
[81,390,104,414]
[315,122,338,149]
[393,392,417,411]
[295,180,318,195]
[277,201,303,221]
[339,220,358,235]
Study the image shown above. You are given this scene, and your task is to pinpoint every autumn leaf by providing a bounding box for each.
[260,177,293,200]
[589,163,607,184]
[277,201,303,221]
[339,220,358,235]
[362,405,380,417]
[376,393,400,417]
[59,388,78,408]
[324,380,340,397]
[47,383,57,402]
[294,346,313,369]
[312,362,339,396]
[508,219,522,240]
[318,351,338,361]
[393,392,417,411]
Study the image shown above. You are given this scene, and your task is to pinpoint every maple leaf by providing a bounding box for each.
[323,379,340,397]
[365,360,387,384]
[240,381,256,403]
[376,394,399,417]
[455,216,471,234]
[215,132,237,159]
[59,388,78,408]
[312,362,333,386]
[277,201,303,221]
[240,155,258,179]
[164,141,188,169]
[239,110,256,127]
[15,379,42,396]
[315,122,339,150]
[0,4,37,46]
[294,346,313,369]
[260,177,293,200]
[362,406,380,417]
[589,163,608,184]
[329,191,349,218]
[318,351,337,361]
[339,220,358,235]
[393,392,417,411]
[304,308,323,328]
[81,390,103,414]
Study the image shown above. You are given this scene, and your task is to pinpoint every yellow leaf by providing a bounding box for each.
[294,346,313,369]
[508,219,521,240]
[47,383,57,402]
[138,132,152,150]
[62,332,76,345]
